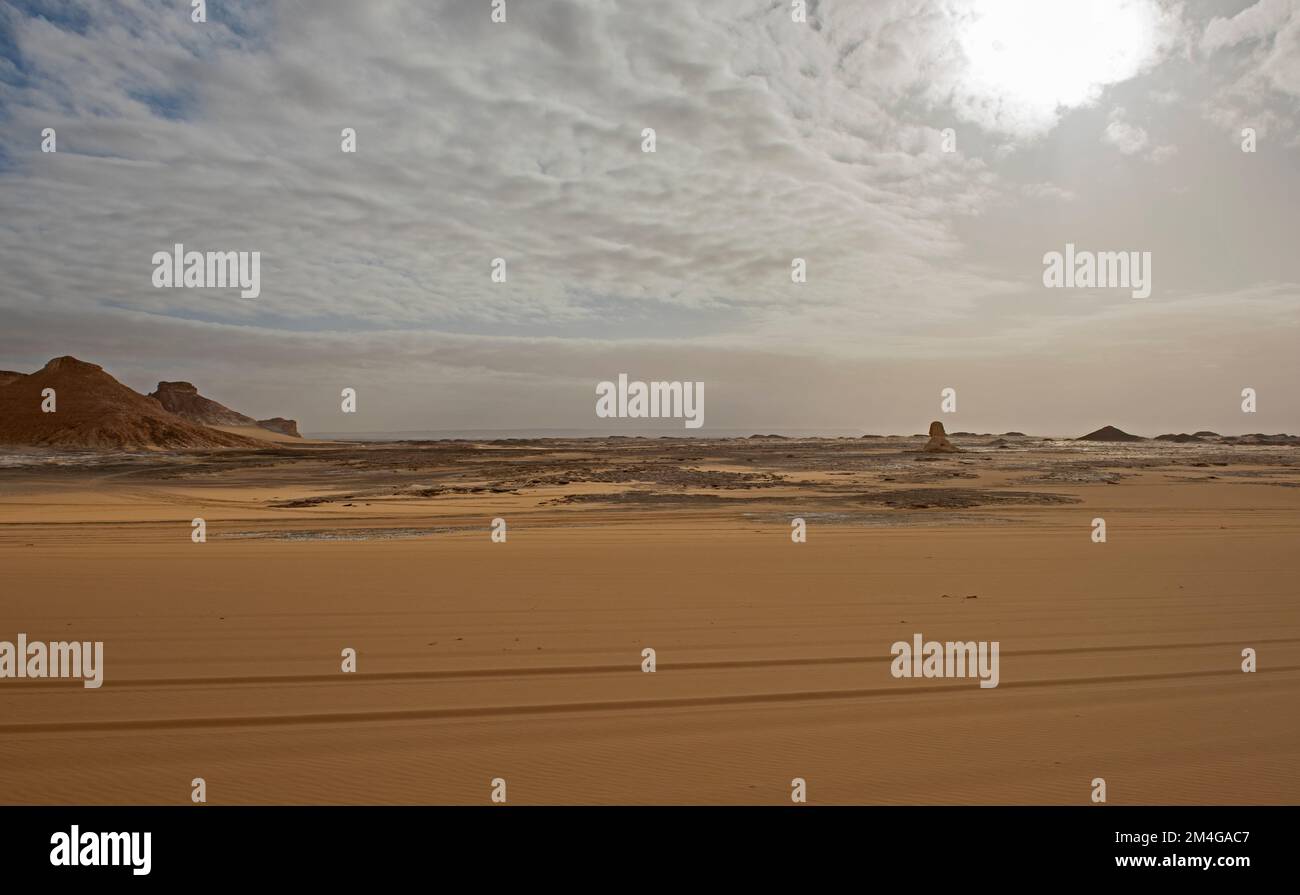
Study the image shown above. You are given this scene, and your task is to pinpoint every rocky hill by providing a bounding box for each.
[0,357,264,450]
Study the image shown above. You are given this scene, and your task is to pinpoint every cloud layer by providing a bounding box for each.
[1,0,1297,434]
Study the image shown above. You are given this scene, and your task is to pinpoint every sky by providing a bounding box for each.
[1,0,1298,436]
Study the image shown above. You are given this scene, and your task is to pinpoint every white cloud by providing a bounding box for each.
[1103,110,1152,154]
[1021,182,1077,202]
[0,0,1005,339]
[1198,0,1300,142]
[1202,0,1296,54]
[1101,107,1178,161]
[1147,143,1179,163]
[0,0,1295,432]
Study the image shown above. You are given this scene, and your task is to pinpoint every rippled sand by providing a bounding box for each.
[1,435,1297,803]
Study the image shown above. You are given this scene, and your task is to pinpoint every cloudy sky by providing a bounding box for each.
[1,0,1297,436]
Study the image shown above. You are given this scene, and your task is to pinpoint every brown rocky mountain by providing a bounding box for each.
[0,357,263,450]
[149,381,301,438]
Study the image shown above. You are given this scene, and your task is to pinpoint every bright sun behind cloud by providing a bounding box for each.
[955,0,1175,137]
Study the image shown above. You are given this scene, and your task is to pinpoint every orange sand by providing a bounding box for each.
[0,438,1296,804]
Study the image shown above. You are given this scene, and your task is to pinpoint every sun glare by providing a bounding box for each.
[959,0,1165,129]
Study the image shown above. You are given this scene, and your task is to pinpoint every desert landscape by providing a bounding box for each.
[6,5,1300,882]
[0,357,1296,804]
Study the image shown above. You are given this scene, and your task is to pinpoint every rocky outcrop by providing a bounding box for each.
[256,417,301,438]
[0,357,261,450]
[923,420,958,453]
[150,381,300,438]
[149,381,257,427]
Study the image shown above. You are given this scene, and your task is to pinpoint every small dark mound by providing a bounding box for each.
[1077,425,1144,442]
